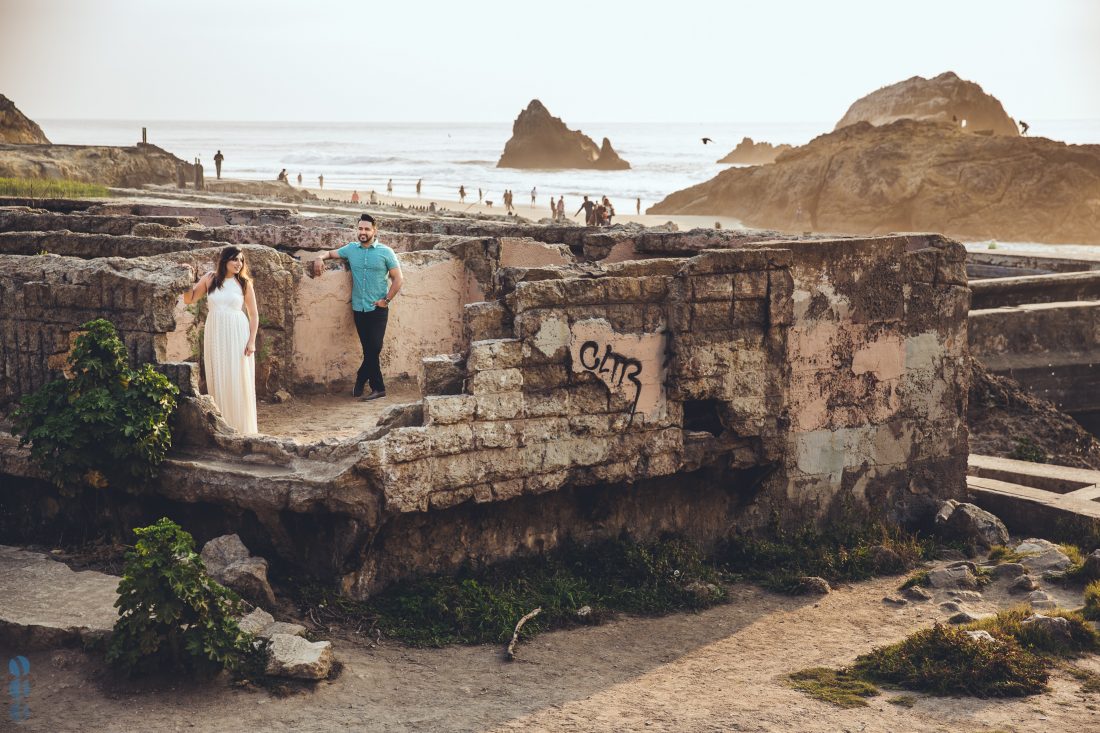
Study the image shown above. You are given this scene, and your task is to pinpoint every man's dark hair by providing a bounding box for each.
[359,214,375,224]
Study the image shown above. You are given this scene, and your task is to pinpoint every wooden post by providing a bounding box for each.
[141,127,147,145]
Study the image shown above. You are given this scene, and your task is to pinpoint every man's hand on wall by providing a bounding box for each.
[310,258,324,278]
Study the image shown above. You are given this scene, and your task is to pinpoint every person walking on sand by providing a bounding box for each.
[602,196,615,226]
[351,190,360,204]
[636,197,641,216]
[318,174,324,189]
[531,187,537,207]
[416,179,422,196]
[297,172,303,186]
[309,214,403,401]
[478,187,483,203]
[182,246,259,434]
[387,179,393,194]
[549,196,556,220]
[556,196,565,222]
[1019,120,1030,135]
[214,150,224,179]
[575,195,595,226]
[459,185,467,203]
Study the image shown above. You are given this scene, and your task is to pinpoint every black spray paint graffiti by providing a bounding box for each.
[578,340,643,423]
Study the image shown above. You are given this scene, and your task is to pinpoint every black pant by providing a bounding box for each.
[353,308,388,392]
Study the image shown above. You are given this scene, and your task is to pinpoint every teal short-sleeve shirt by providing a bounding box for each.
[336,241,400,312]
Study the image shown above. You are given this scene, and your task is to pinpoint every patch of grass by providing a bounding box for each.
[963,606,1100,658]
[1010,436,1048,464]
[900,570,930,590]
[887,695,917,707]
[290,536,727,647]
[1064,663,1100,694]
[988,545,1029,564]
[787,667,879,708]
[1084,580,1100,621]
[716,518,933,594]
[0,177,109,198]
[854,623,1049,697]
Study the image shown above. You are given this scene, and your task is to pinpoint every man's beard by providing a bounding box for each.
[358,235,374,243]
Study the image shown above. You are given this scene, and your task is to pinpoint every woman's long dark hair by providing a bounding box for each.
[211,246,253,293]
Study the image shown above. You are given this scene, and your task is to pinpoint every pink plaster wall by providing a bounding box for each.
[499,238,574,269]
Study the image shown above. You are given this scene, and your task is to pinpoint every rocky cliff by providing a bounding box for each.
[497,100,630,170]
[835,71,1019,136]
[649,119,1100,245]
[0,95,50,145]
[716,137,792,165]
[0,143,194,187]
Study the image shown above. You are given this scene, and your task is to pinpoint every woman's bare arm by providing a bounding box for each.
[183,271,213,305]
[243,281,259,357]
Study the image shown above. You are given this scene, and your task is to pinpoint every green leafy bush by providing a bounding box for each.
[106,518,265,677]
[964,606,1100,658]
[853,623,1049,697]
[12,319,178,493]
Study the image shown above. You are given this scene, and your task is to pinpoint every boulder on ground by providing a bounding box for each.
[1009,575,1040,594]
[933,500,1010,550]
[927,565,979,590]
[795,576,831,595]
[991,562,1026,580]
[1015,539,1072,574]
[200,534,278,607]
[264,633,334,680]
[1081,549,1100,581]
[497,100,630,170]
[1021,613,1073,641]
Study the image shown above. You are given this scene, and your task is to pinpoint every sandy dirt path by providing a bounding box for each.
[6,573,1100,733]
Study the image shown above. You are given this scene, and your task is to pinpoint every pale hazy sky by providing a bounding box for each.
[2,0,1098,124]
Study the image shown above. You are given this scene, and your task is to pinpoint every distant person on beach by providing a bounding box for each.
[416,179,422,196]
[556,196,564,221]
[387,179,393,194]
[214,150,224,179]
[531,187,536,207]
[549,197,556,220]
[636,197,641,215]
[595,200,607,227]
[369,190,377,204]
[318,174,324,189]
[195,160,205,190]
[478,187,483,203]
[459,185,466,203]
[297,172,303,186]
[351,190,360,204]
[1019,120,1030,135]
[277,168,288,183]
[602,196,615,226]
[575,195,595,226]
[309,213,403,402]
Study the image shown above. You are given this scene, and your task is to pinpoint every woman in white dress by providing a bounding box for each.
[182,247,259,434]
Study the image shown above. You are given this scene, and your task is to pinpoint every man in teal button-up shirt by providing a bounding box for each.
[310,214,403,400]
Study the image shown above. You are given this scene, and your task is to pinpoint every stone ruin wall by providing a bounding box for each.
[0,204,970,598]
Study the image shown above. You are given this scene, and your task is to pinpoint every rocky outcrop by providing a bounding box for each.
[934,500,1010,550]
[0,142,194,187]
[835,72,1019,137]
[649,119,1100,244]
[717,137,792,165]
[199,534,278,608]
[497,100,630,170]
[0,95,49,145]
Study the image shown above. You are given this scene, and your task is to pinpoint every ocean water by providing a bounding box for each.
[38,118,1100,213]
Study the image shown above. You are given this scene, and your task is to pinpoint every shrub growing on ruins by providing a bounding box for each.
[0,177,109,198]
[963,606,1100,658]
[1084,581,1100,621]
[106,518,266,677]
[853,623,1049,697]
[12,319,178,494]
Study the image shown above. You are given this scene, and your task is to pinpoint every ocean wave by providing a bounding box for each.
[280,153,406,166]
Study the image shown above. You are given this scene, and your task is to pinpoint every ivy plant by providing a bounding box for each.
[106,518,267,677]
[12,318,178,494]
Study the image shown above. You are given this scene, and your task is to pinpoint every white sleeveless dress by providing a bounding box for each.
[204,277,258,434]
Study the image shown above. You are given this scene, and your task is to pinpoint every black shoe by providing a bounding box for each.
[352,382,365,398]
[361,390,387,401]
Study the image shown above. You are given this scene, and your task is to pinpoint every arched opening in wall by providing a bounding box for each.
[683,399,724,437]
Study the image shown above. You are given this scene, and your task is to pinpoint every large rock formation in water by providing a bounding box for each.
[497,99,630,170]
[717,137,793,165]
[835,71,1019,137]
[649,119,1100,245]
[0,142,194,187]
[0,95,50,145]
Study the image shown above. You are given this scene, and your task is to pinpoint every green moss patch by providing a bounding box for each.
[786,667,880,708]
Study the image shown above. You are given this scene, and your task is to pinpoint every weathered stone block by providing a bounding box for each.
[768,269,794,326]
[524,389,571,417]
[691,274,734,301]
[491,478,525,501]
[429,423,476,455]
[735,271,769,299]
[470,367,524,395]
[691,301,733,331]
[521,364,570,391]
[418,353,466,396]
[463,301,511,342]
[474,420,520,449]
[475,392,524,420]
[520,417,570,445]
[424,395,477,425]
[603,277,645,303]
[385,427,433,463]
[468,338,524,371]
